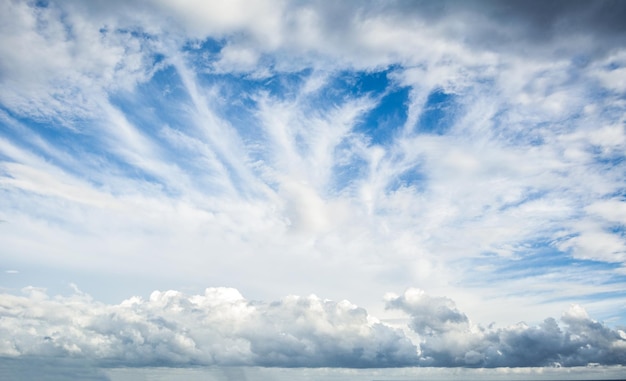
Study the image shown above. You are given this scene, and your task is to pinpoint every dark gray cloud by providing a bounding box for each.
[378,0,626,59]
[245,297,417,367]
[387,289,626,367]
[385,289,469,335]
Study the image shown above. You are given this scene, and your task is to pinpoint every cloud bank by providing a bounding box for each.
[0,287,416,368]
[386,289,626,367]
[1,287,625,369]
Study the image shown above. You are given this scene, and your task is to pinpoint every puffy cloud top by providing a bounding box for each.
[1,287,625,369]
[386,289,626,367]
[385,288,469,335]
[0,287,418,368]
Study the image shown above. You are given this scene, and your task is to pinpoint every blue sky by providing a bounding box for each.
[1,0,626,378]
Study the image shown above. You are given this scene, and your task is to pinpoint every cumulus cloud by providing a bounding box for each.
[0,287,418,368]
[386,289,626,367]
[385,289,469,335]
[1,287,625,369]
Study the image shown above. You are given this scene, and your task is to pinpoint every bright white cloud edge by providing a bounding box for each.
[1,287,625,370]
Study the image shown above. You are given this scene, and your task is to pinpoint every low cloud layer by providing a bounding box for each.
[1,287,624,369]
[0,287,417,368]
[386,289,626,367]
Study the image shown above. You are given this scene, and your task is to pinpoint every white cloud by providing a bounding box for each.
[152,0,286,44]
[559,230,626,263]
[0,287,417,368]
[0,1,159,124]
[586,199,626,224]
[1,287,624,369]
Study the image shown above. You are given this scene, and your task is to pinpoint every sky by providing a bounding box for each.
[1,0,626,378]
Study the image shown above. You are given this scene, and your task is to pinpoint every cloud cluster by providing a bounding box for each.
[0,287,417,368]
[386,289,626,367]
[1,287,625,369]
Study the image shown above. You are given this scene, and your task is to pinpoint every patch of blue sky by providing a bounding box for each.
[188,68,312,146]
[330,155,370,195]
[220,94,267,158]
[110,65,304,196]
[353,86,410,147]
[108,95,171,143]
[182,38,227,71]
[105,99,202,195]
[605,59,623,71]
[474,243,624,283]
[339,68,391,95]
[111,65,192,130]
[307,67,394,109]
[110,26,160,43]
[385,166,427,193]
[415,89,458,136]
[182,37,225,55]
[80,146,170,195]
[193,68,399,135]
[541,289,626,309]
[183,71,303,167]
[591,146,626,168]
[497,188,548,212]
[606,192,626,204]
[309,67,410,147]
[261,69,314,99]
[541,280,626,314]
[193,68,311,103]
[182,37,309,103]
[608,224,626,237]
[329,141,369,193]
[108,78,223,193]
[0,107,104,175]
